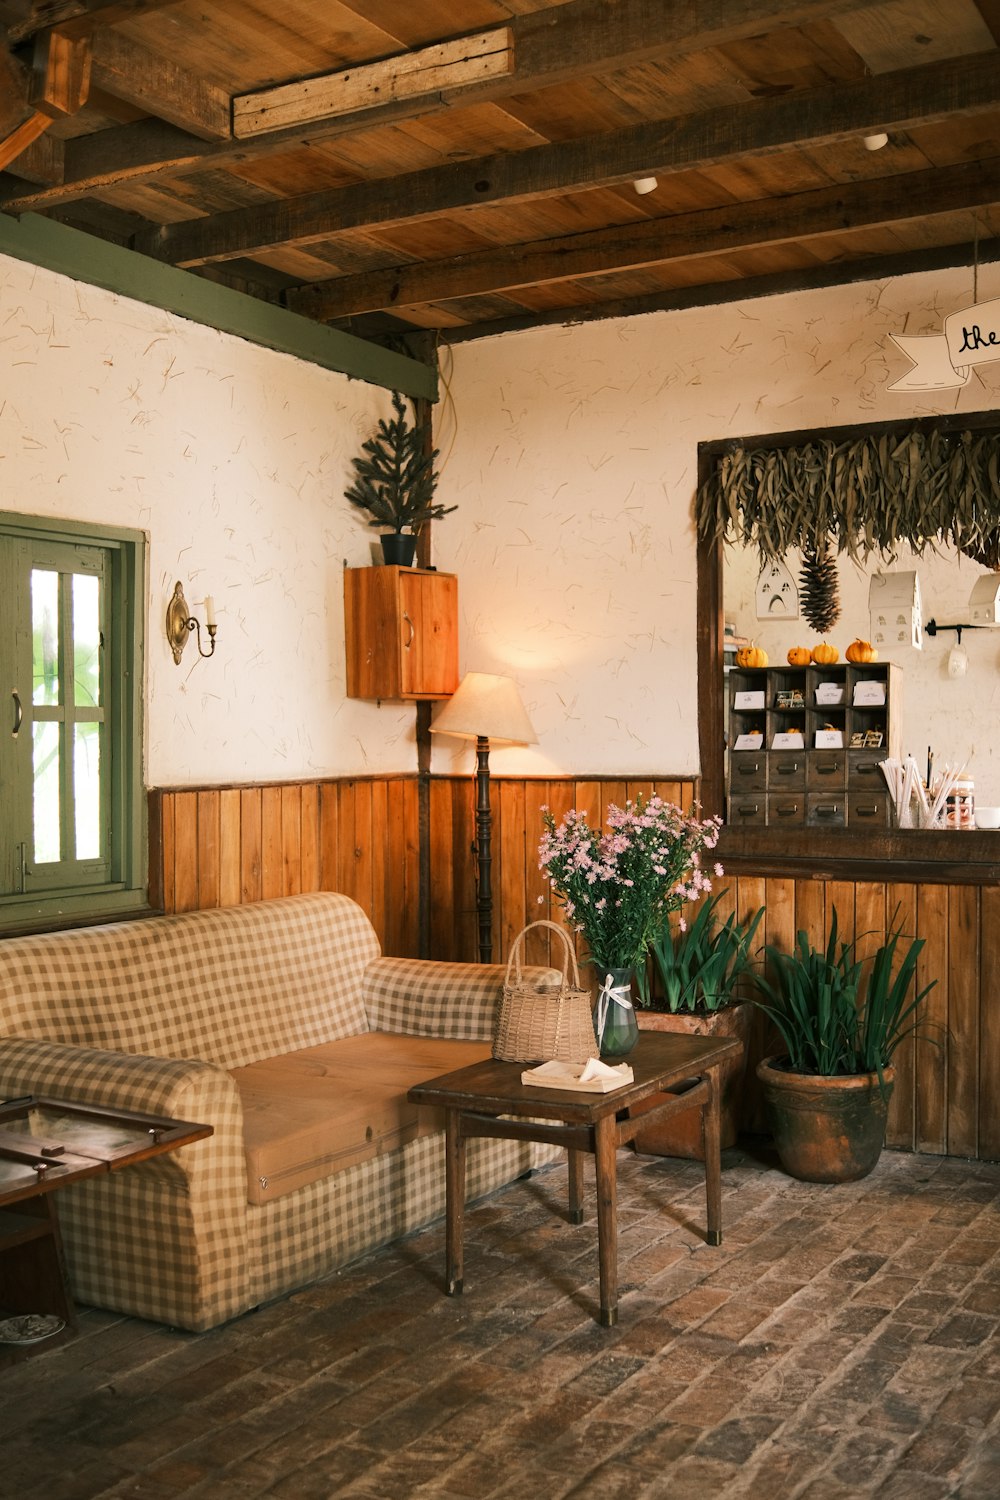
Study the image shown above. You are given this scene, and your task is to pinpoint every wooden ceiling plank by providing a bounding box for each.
[0,0,892,210]
[128,50,1000,268]
[234,28,514,139]
[7,1,185,47]
[89,30,231,141]
[284,156,1000,318]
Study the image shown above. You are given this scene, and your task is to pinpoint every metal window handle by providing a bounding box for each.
[11,690,22,738]
[402,613,414,649]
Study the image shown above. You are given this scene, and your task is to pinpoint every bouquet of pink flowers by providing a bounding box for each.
[539,795,722,977]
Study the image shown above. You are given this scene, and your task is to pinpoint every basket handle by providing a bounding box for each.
[504,920,582,989]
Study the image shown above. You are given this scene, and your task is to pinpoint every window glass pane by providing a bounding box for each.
[33,721,60,863]
[73,573,101,708]
[32,569,59,706]
[74,723,100,859]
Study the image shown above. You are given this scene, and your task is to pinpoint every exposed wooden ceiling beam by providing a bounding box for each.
[0,0,882,211]
[132,51,1000,270]
[7,0,185,46]
[30,28,91,116]
[233,28,513,139]
[1,27,90,172]
[0,110,50,171]
[0,36,30,134]
[89,30,231,140]
[285,157,1000,320]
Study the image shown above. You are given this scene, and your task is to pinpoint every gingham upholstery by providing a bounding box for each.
[363,956,560,1039]
[0,893,559,1332]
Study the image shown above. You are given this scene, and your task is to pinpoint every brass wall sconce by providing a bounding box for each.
[166,581,218,665]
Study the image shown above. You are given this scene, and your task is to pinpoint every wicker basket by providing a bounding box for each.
[493,920,599,1064]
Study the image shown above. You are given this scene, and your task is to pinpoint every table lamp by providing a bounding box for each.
[430,672,537,962]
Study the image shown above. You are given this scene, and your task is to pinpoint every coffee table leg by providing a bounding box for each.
[594,1114,618,1326]
[703,1065,723,1247]
[567,1148,585,1225]
[445,1111,465,1295]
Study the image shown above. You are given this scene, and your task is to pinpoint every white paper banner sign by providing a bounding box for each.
[889,297,1000,391]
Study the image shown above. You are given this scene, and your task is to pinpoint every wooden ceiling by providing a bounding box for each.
[3,0,1000,350]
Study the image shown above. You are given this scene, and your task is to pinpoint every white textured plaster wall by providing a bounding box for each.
[431,266,1000,790]
[0,253,413,785]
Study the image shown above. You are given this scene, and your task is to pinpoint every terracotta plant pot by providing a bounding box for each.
[756,1056,894,1183]
[630,1003,752,1159]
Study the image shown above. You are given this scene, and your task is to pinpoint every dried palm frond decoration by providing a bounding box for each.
[799,540,841,632]
[697,427,1000,567]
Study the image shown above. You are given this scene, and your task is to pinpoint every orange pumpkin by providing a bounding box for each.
[736,644,768,668]
[786,647,811,667]
[811,642,839,665]
[846,638,878,664]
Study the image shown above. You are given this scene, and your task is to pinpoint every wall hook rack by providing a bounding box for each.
[925,619,986,645]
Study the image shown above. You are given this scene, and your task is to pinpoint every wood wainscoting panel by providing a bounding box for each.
[149,776,999,1160]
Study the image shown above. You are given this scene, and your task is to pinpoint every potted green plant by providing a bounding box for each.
[345,391,455,565]
[753,908,937,1183]
[631,892,764,1159]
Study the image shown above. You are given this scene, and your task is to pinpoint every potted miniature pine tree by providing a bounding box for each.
[345,391,455,565]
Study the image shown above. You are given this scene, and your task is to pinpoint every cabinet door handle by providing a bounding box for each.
[737,804,759,817]
[775,760,799,775]
[736,761,759,776]
[402,613,414,650]
[815,805,841,819]
[11,690,22,738]
[855,804,879,817]
[816,761,841,775]
[775,804,799,816]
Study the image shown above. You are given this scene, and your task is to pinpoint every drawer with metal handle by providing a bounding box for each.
[806,750,848,790]
[728,794,767,826]
[848,792,891,827]
[806,793,846,828]
[767,756,805,790]
[848,751,887,790]
[769,794,805,825]
[729,754,766,791]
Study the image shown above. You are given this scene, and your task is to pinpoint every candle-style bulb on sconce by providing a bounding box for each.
[166,581,218,665]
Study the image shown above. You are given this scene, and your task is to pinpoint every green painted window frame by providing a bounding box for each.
[0,512,146,933]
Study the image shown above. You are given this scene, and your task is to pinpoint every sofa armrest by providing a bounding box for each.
[0,1036,244,1195]
[362,957,561,1041]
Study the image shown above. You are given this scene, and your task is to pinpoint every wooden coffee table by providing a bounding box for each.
[0,1095,212,1355]
[408,1030,742,1326]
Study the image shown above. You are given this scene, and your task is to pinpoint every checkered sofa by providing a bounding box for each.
[0,893,559,1332]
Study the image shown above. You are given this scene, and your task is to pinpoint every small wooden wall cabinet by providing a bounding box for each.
[344,565,458,701]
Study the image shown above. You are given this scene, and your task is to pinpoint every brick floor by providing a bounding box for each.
[4,1146,1000,1498]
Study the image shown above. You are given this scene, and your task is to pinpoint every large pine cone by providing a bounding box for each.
[800,540,840,633]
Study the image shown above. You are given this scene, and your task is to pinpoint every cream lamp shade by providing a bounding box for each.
[430,672,537,746]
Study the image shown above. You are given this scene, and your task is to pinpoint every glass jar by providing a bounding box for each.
[946,778,975,830]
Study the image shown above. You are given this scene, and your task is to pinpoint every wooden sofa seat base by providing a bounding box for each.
[233,1032,492,1205]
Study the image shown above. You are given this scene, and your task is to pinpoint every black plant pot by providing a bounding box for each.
[380,533,417,566]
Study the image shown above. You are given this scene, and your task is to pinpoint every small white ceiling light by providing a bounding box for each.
[863,132,889,151]
[633,176,658,194]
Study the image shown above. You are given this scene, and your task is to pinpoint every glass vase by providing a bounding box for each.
[593,967,639,1057]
